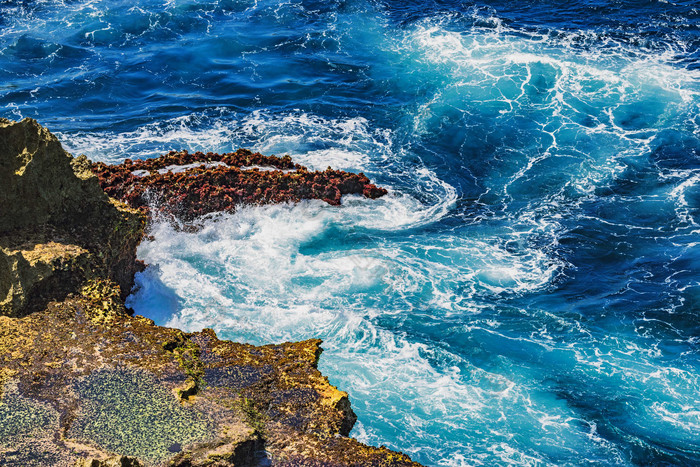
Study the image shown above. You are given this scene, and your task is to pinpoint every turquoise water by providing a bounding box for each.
[2,1,700,465]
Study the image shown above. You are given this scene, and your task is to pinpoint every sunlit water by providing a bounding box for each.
[2,0,700,465]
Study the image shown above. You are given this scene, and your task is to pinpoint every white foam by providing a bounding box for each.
[157,161,227,174]
[239,165,295,173]
[130,169,150,177]
[340,173,457,231]
[399,17,700,203]
[668,171,700,225]
[293,149,371,172]
[126,188,579,463]
[57,111,237,163]
[56,110,394,176]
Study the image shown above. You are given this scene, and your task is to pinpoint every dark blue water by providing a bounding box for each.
[2,1,700,465]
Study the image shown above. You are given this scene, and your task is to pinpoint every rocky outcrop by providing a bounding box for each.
[0,286,419,466]
[0,119,145,317]
[0,119,420,466]
[91,149,387,220]
[0,284,420,466]
[0,117,109,234]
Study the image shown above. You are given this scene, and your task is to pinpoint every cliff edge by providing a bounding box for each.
[0,118,420,467]
[0,118,145,317]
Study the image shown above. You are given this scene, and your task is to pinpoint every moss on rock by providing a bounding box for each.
[67,368,212,463]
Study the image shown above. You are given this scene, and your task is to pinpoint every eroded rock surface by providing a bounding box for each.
[0,118,145,317]
[0,119,420,466]
[0,117,108,234]
[0,288,419,466]
[91,149,388,219]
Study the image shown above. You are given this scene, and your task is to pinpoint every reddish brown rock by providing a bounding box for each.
[91,150,387,220]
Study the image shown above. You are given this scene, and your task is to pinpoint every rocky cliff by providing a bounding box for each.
[0,118,420,467]
[0,118,145,318]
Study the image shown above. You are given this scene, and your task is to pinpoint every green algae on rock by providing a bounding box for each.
[68,368,213,463]
[0,389,59,447]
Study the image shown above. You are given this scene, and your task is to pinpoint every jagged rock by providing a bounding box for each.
[0,119,146,317]
[0,118,108,233]
[91,149,388,220]
[0,119,420,466]
[0,296,419,466]
[0,241,91,317]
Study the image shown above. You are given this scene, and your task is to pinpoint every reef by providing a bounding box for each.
[91,149,387,220]
[0,118,420,467]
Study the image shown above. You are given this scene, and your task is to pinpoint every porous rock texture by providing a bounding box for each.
[0,118,421,467]
[91,149,388,220]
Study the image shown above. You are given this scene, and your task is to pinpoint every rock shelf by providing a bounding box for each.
[91,149,388,220]
[0,118,419,467]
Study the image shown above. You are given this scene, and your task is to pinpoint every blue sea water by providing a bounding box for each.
[2,0,700,465]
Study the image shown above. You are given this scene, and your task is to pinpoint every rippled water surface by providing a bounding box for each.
[2,0,700,465]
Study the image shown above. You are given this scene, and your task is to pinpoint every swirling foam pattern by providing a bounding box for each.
[2,0,700,465]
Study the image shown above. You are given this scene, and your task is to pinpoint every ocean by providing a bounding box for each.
[1,0,699,465]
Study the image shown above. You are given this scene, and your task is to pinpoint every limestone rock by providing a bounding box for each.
[0,119,146,317]
[0,118,108,234]
[0,298,420,466]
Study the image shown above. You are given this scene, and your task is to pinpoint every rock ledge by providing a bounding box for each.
[0,119,420,467]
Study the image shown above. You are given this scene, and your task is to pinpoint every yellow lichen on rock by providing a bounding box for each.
[0,241,91,317]
[317,377,350,410]
[20,242,89,266]
[79,279,127,325]
[0,368,18,402]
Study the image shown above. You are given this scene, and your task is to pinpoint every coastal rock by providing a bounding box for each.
[0,118,110,234]
[0,119,146,317]
[0,240,91,317]
[91,150,388,220]
[0,119,420,466]
[0,294,419,466]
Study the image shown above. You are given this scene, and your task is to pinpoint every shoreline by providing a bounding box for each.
[0,117,421,467]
